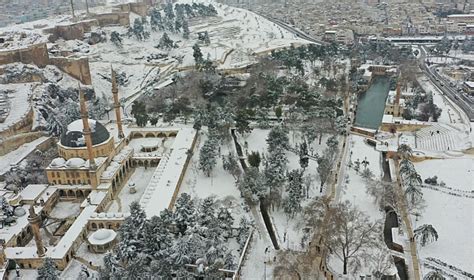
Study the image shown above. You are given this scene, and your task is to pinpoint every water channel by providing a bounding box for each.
[354,76,391,130]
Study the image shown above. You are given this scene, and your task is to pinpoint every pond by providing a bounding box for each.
[354,76,391,130]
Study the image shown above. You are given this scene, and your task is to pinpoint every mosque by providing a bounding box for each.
[0,69,197,273]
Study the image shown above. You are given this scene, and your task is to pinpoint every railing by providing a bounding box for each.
[232,229,255,280]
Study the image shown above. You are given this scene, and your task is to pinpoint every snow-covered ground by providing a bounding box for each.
[59,0,309,101]
[49,201,82,220]
[340,134,382,218]
[328,134,391,275]
[418,75,464,125]
[61,259,98,279]
[413,157,474,277]
[0,136,50,176]
[127,137,175,157]
[107,167,155,212]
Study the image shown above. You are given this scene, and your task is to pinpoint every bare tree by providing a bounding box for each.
[320,201,382,275]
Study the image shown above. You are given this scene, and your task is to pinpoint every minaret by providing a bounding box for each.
[79,86,98,189]
[28,207,45,257]
[111,68,125,139]
[395,81,401,106]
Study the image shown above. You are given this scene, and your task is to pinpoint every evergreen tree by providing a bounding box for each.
[130,18,149,40]
[101,252,123,279]
[150,8,164,31]
[117,202,147,261]
[217,207,234,239]
[174,193,196,234]
[234,109,252,135]
[266,125,289,153]
[222,152,241,179]
[299,141,309,170]
[174,19,182,33]
[0,196,13,217]
[197,197,217,229]
[143,215,172,256]
[236,217,251,249]
[164,2,175,20]
[182,20,190,39]
[158,32,175,49]
[193,43,204,66]
[264,147,288,202]
[317,148,334,193]
[224,252,236,270]
[37,258,59,280]
[334,115,347,135]
[284,169,304,217]
[199,138,218,177]
[110,31,122,47]
[274,106,283,120]
[131,100,148,127]
[238,167,266,204]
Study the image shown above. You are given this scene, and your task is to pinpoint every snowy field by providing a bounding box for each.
[328,134,389,274]
[71,0,307,100]
[61,259,98,279]
[414,157,474,277]
[340,134,382,219]
[49,201,82,220]
[107,167,155,212]
[178,127,331,279]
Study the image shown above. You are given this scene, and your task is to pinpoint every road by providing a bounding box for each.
[252,11,326,45]
[418,47,474,122]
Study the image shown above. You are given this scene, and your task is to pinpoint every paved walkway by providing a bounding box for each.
[394,159,422,280]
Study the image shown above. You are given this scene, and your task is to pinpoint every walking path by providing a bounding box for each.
[394,159,421,280]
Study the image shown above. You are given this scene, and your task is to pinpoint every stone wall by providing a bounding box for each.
[116,2,149,16]
[44,19,98,41]
[380,122,429,133]
[49,57,92,85]
[0,43,49,68]
[0,131,46,156]
[0,107,34,139]
[93,12,130,27]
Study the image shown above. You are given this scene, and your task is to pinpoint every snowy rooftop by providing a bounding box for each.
[67,119,97,133]
[0,204,43,245]
[89,212,130,220]
[19,184,48,202]
[382,114,394,124]
[140,127,196,217]
[80,190,108,208]
[48,156,107,169]
[87,229,117,245]
[101,147,133,179]
[49,205,97,259]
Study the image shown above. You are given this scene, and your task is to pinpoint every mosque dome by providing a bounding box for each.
[65,158,86,168]
[60,119,110,148]
[50,157,66,167]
